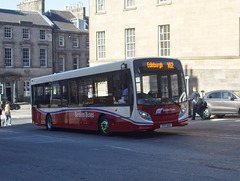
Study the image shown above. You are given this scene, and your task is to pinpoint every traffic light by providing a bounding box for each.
[0,84,3,94]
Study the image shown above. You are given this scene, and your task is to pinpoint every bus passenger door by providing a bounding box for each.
[59,81,69,126]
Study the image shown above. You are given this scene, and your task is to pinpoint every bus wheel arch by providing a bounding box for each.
[46,113,54,131]
[98,114,110,136]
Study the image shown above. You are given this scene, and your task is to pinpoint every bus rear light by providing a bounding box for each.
[138,110,152,121]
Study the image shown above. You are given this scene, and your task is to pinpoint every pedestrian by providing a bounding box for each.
[190,86,202,120]
[4,101,11,126]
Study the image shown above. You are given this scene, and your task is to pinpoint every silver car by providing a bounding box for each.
[203,90,240,118]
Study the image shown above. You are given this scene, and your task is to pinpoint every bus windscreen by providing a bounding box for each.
[134,58,187,106]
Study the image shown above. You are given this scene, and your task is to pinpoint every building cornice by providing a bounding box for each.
[177,56,240,60]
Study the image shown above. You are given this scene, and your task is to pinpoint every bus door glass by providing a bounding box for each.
[60,80,68,107]
[68,79,78,107]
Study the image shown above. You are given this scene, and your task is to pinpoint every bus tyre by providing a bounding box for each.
[46,114,53,131]
[98,115,110,136]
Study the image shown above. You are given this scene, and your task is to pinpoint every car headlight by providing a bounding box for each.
[179,101,188,118]
[138,110,152,121]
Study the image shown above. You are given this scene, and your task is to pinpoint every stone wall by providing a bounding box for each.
[65,3,85,19]
[17,0,45,14]
[89,0,240,96]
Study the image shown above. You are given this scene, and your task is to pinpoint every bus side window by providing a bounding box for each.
[61,81,68,107]
[112,70,132,105]
[68,79,78,107]
[112,72,123,104]
[79,78,93,106]
[93,76,112,106]
[32,85,43,107]
[51,81,61,107]
[43,83,52,107]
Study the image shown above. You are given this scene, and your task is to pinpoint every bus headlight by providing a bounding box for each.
[138,110,152,121]
[179,101,188,119]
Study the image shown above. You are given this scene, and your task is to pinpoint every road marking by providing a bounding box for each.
[105,145,136,152]
[209,119,224,122]
[220,135,240,140]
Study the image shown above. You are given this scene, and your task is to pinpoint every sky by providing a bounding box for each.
[0,0,89,15]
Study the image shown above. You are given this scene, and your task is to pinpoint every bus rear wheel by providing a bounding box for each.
[46,114,53,131]
[98,115,110,136]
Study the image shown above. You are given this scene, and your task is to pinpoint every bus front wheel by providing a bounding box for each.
[98,115,110,136]
[46,114,53,131]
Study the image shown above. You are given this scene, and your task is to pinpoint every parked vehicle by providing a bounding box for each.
[203,90,240,119]
[1,102,20,110]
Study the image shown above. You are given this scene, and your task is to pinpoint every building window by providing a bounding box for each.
[4,27,12,39]
[40,30,46,40]
[5,48,12,67]
[125,28,135,58]
[159,25,170,56]
[23,29,30,40]
[23,48,30,67]
[125,0,135,8]
[40,49,47,67]
[59,36,64,46]
[73,57,79,69]
[97,31,106,59]
[86,38,89,49]
[96,0,105,12]
[24,81,30,97]
[73,37,79,47]
[59,57,65,72]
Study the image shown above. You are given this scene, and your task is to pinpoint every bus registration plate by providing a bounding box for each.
[160,123,172,128]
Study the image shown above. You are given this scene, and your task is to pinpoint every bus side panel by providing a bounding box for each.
[32,106,46,126]
[108,116,154,132]
[68,110,100,131]
[51,111,69,129]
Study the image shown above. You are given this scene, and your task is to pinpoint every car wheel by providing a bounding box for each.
[98,115,110,136]
[46,114,53,131]
[203,107,211,119]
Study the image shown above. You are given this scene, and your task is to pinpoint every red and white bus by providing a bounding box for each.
[31,57,188,135]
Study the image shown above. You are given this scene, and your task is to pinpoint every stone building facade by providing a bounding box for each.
[0,0,89,103]
[46,10,89,73]
[89,0,240,95]
[0,9,53,102]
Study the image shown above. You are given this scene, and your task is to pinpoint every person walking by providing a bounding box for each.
[190,86,201,120]
[4,101,11,126]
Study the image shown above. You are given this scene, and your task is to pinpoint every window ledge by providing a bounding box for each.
[123,6,137,12]
[95,11,106,15]
[156,1,172,7]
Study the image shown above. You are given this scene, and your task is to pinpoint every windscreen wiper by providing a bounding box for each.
[169,98,181,107]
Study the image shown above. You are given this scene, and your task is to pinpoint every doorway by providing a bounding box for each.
[5,82,12,102]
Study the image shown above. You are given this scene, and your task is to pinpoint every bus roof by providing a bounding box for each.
[30,57,180,85]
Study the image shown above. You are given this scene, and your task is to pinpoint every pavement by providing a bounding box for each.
[0,103,32,126]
